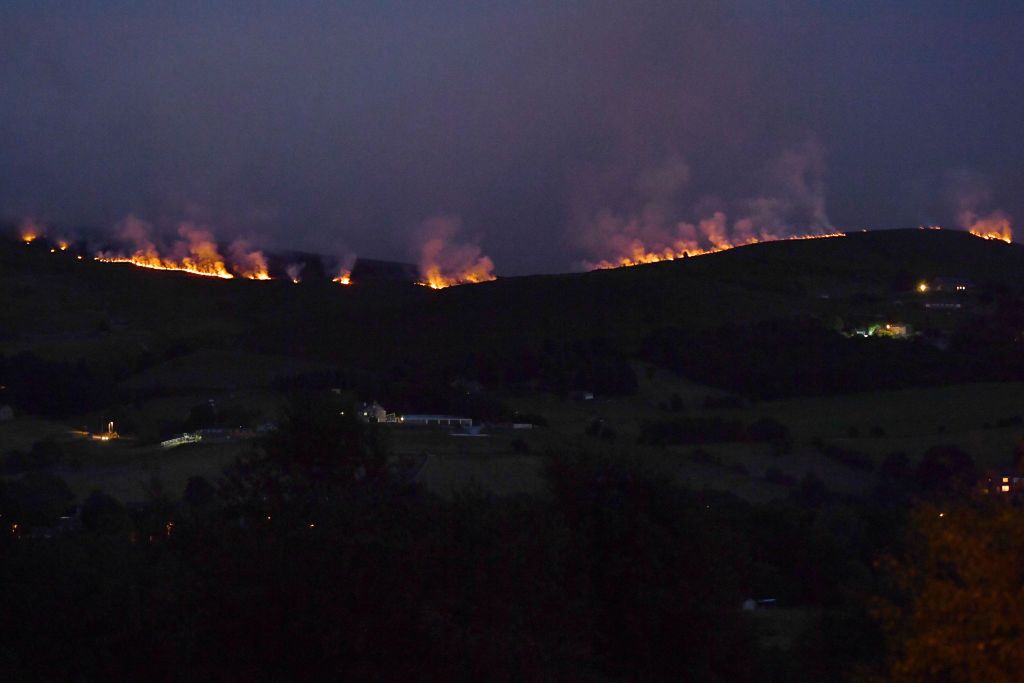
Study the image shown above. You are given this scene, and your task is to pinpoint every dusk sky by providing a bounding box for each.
[2,1,1022,274]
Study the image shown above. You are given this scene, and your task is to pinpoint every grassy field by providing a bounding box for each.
[52,442,247,502]
[5,365,1019,504]
[501,368,1024,501]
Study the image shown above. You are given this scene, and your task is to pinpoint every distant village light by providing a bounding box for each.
[917,281,929,293]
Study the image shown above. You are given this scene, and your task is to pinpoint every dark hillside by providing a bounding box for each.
[3,228,1022,398]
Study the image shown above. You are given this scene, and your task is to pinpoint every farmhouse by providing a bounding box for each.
[982,469,1024,496]
[358,401,388,422]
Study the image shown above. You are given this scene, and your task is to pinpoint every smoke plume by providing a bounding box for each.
[416,216,495,288]
[947,170,1014,242]
[572,141,834,268]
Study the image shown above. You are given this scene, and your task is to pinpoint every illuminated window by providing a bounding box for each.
[1002,485,1010,492]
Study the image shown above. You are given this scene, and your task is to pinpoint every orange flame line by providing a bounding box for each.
[586,231,848,270]
[94,254,235,279]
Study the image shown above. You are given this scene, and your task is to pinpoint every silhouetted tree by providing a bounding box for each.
[914,445,977,499]
[879,500,1024,682]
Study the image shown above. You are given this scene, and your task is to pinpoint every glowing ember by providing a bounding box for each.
[586,230,847,270]
[20,228,38,243]
[58,240,69,251]
[286,263,305,284]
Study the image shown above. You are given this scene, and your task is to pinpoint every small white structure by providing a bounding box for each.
[0,404,13,422]
[161,433,203,449]
[400,414,473,427]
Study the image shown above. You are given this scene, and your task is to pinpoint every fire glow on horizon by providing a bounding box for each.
[415,216,497,289]
[584,228,850,270]
[19,220,41,244]
[968,223,1013,243]
[20,217,1016,284]
[94,216,273,280]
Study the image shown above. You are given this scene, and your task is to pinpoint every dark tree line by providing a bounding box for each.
[642,319,978,399]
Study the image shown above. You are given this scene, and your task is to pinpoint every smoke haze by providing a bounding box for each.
[2,1,1022,273]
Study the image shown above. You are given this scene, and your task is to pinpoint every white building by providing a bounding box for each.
[400,414,473,427]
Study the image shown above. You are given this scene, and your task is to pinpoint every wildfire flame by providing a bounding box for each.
[96,218,234,279]
[586,228,847,270]
[19,219,43,243]
[964,211,1013,243]
[332,270,352,286]
[418,263,495,289]
[228,240,271,280]
[416,216,496,289]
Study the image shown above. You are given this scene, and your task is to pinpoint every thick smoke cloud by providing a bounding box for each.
[1,1,1022,273]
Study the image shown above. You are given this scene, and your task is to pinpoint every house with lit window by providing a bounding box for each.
[982,469,1024,496]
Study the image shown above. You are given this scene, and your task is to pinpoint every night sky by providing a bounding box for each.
[2,1,1022,274]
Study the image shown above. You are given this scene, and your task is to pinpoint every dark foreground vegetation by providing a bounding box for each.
[3,392,1021,681]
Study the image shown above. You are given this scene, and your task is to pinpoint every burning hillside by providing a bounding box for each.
[585,224,848,270]
[85,214,495,288]
[94,216,273,280]
[416,216,496,289]
[964,211,1013,243]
